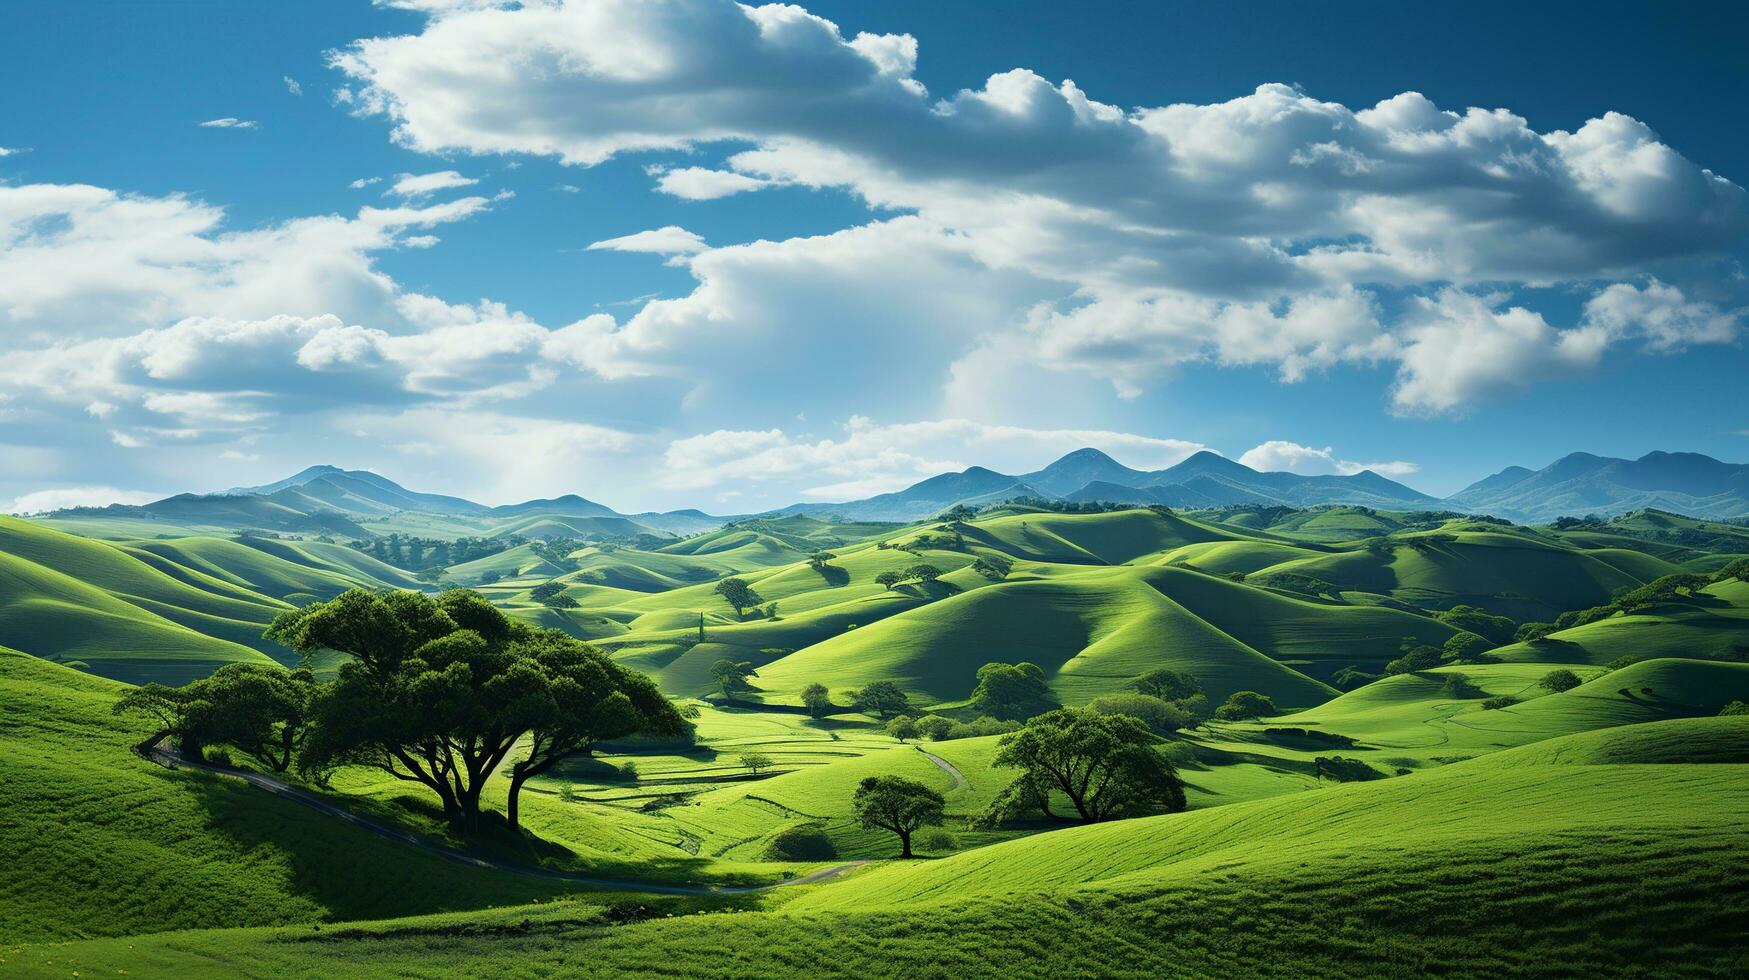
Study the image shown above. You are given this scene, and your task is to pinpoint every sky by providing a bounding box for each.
[2,0,1746,514]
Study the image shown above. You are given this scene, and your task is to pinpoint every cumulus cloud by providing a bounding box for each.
[654,167,772,200]
[1238,440,1418,478]
[587,226,707,255]
[6,486,160,514]
[660,417,1209,496]
[386,169,478,197]
[329,0,1745,415]
[198,117,258,129]
[283,76,303,96]
[349,408,640,504]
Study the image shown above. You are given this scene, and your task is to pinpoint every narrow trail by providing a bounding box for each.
[145,747,867,896]
[915,746,968,790]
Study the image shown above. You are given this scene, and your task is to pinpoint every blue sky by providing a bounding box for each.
[2,0,1746,513]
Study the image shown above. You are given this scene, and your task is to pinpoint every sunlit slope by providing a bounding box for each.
[119,535,407,601]
[789,746,1749,913]
[1491,578,1749,666]
[1474,714,1749,766]
[1257,529,1662,617]
[0,518,281,682]
[751,567,1338,708]
[0,648,567,945]
[1272,659,1749,753]
[961,508,1260,565]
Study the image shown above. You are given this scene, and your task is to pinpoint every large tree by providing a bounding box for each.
[852,775,945,858]
[981,708,1185,825]
[714,578,764,621]
[268,588,676,833]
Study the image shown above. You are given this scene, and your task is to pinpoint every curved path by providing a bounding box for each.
[146,747,866,896]
[915,746,968,790]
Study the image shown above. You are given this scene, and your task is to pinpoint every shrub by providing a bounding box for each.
[1313,755,1385,782]
[204,746,234,767]
[1720,701,1749,717]
[1384,643,1444,676]
[1481,695,1518,710]
[915,715,955,741]
[763,824,837,861]
[1088,692,1193,733]
[1159,740,1199,768]
[1539,669,1583,694]
[886,715,920,743]
[915,828,958,853]
[1605,655,1643,672]
[1214,690,1277,721]
[1439,672,1485,699]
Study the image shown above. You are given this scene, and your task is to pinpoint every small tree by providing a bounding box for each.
[530,581,567,603]
[711,659,758,697]
[1719,700,1749,716]
[1540,668,1583,694]
[801,682,833,718]
[968,661,1058,721]
[1132,669,1201,703]
[886,715,920,743]
[1214,690,1277,721]
[915,715,955,741]
[1515,622,1558,643]
[807,552,837,571]
[875,570,903,590]
[1442,632,1495,663]
[714,578,764,621]
[905,563,943,584]
[1384,643,1444,675]
[852,775,945,858]
[851,681,912,719]
[738,751,773,776]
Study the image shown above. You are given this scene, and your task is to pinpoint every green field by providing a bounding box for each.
[3,501,1748,977]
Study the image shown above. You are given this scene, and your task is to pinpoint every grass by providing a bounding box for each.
[15,725,1747,977]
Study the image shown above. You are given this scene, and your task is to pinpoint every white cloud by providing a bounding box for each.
[283,76,303,96]
[586,226,706,255]
[1582,279,1739,351]
[1238,440,1418,478]
[386,169,478,198]
[654,167,772,200]
[7,486,159,515]
[198,117,258,129]
[0,146,26,157]
[327,0,1745,415]
[660,417,1208,496]
[350,176,383,189]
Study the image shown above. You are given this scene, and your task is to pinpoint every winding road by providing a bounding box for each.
[146,747,867,896]
[915,746,968,790]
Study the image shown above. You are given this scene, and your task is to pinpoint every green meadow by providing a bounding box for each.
[2,501,1747,977]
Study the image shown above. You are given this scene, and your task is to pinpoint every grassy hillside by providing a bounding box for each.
[0,648,574,944]
[22,725,1747,977]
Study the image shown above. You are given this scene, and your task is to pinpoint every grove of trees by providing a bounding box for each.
[127,588,687,835]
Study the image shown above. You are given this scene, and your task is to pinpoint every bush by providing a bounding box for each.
[1605,655,1643,672]
[1159,741,1199,768]
[1384,643,1444,676]
[926,716,1022,741]
[1313,755,1386,782]
[1540,669,1583,694]
[1481,695,1518,710]
[1439,672,1485,699]
[1214,690,1277,721]
[915,828,957,853]
[763,824,837,861]
[1442,632,1496,663]
[203,746,234,767]
[1088,692,1193,733]
[1719,700,1749,717]
[915,715,955,741]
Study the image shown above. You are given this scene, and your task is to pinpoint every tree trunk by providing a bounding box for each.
[899,829,912,858]
[507,769,529,830]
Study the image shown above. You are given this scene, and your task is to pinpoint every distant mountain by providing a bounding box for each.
[486,494,618,519]
[1450,451,1749,521]
[1018,448,1157,496]
[762,448,1435,522]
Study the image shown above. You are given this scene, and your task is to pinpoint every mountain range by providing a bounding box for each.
[34,448,1749,534]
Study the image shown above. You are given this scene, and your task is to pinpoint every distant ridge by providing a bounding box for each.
[1450,451,1749,522]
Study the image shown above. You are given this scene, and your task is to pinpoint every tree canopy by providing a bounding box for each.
[850,681,912,719]
[852,775,945,858]
[981,707,1185,825]
[264,587,680,832]
[968,661,1059,721]
[714,578,764,620]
